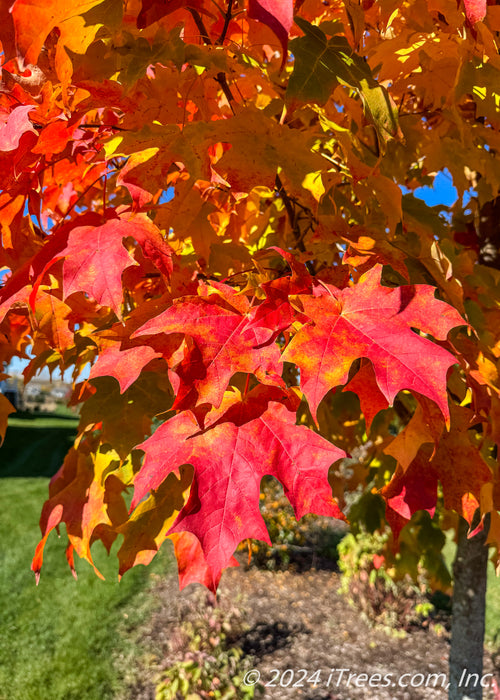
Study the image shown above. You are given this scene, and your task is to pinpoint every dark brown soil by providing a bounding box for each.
[130,561,500,700]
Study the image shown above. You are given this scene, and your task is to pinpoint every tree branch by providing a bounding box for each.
[188,8,212,44]
[275,174,300,243]
[189,7,235,112]
[214,72,236,112]
[275,174,316,274]
[216,0,233,45]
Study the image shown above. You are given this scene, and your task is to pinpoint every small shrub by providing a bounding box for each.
[156,596,261,700]
[338,530,439,633]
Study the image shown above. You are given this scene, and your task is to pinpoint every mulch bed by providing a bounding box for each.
[130,561,500,700]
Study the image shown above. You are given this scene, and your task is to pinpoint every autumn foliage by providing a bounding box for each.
[0,0,499,593]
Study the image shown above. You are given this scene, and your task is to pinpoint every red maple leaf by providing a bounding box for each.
[61,215,173,317]
[463,0,486,24]
[136,0,212,29]
[382,406,492,540]
[342,360,389,431]
[0,212,104,323]
[61,220,137,316]
[131,386,345,578]
[0,105,37,151]
[247,247,312,338]
[171,531,239,593]
[282,265,466,423]
[382,450,439,542]
[133,283,283,407]
[88,314,182,393]
[248,0,293,66]
[89,343,165,393]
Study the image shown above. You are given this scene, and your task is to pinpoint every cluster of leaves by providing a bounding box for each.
[0,0,499,593]
[156,596,259,700]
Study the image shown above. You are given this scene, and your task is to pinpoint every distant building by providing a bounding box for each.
[0,377,24,410]
[0,376,72,413]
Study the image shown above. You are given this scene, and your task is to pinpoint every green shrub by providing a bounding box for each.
[156,598,261,700]
[338,529,439,633]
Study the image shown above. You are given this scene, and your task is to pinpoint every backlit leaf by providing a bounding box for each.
[282,265,466,422]
[132,386,346,578]
[288,17,400,141]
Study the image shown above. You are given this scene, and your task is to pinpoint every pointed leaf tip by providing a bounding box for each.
[464,0,486,24]
[248,0,293,67]
[134,396,345,576]
[283,268,464,424]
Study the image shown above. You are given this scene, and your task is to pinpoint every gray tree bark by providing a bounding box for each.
[448,513,490,700]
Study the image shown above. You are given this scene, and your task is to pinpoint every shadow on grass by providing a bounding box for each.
[9,410,79,422]
[0,414,79,478]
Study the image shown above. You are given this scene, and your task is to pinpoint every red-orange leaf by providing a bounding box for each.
[131,387,345,579]
[430,409,492,526]
[32,445,129,581]
[382,450,438,542]
[248,0,293,65]
[0,392,16,446]
[136,0,210,29]
[88,312,182,392]
[61,215,172,318]
[61,220,137,316]
[384,394,445,470]
[126,215,174,279]
[0,105,37,152]
[342,360,389,431]
[171,531,239,593]
[464,0,486,24]
[11,0,107,65]
[282,265,465,423]
[89,344,164,393]
[134,286,283,407]
[382,406,493,539]
[247,247,312,338]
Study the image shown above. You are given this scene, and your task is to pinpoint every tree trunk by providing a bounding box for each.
[448,514,489,700]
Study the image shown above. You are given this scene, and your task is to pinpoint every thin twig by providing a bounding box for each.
[398,91,407,115]
[189,8,212,44]
[275,174,299,240]
[56,169,118,228]
[216,0,233,45]
[275,174,316,274]
[188,7,236,112]
[80,123,129,131]
[221,266,258,282]
[102,167,107,212]
[215,72,236,112]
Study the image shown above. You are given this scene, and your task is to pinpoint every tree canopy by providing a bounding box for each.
[0,0,499,593]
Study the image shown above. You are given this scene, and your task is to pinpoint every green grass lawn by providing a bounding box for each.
[486,568,500,647]
[2,414,499,699]
[0,414,172,700]
[1,413,80,477]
